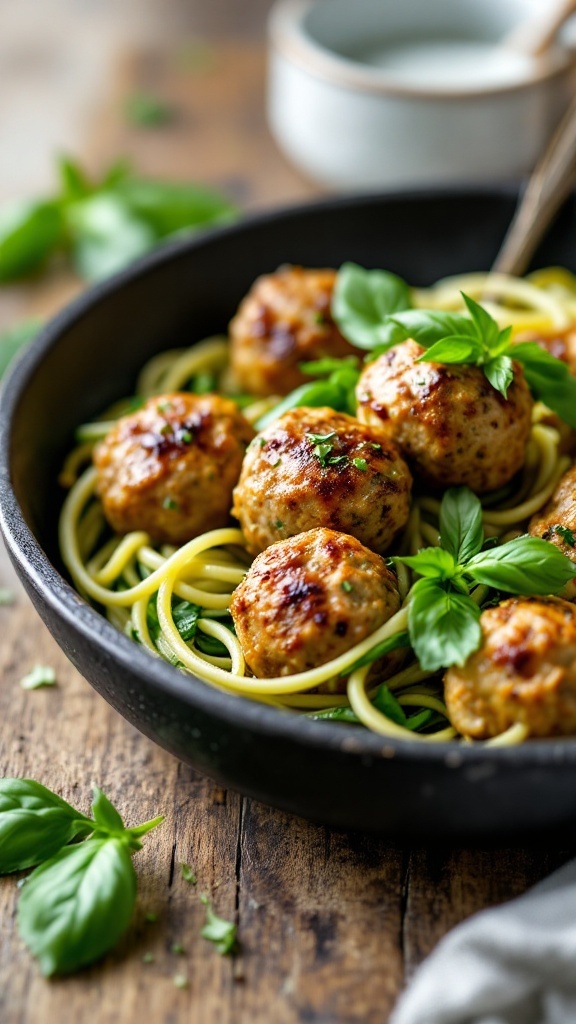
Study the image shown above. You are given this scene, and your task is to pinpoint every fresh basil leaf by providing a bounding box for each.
[67,194,155,281]
[332,262,412,350]
[483,354,514,398]
[512,341,576,429]
[461,293,500,349]
[57,156,93,202]
[372,685,408,726]
[466,536,576,593]
[115,179,237,238]
[125,93,173,127]
[307,705,360,723]
[348,630,411,672]
[408,578,482,671]
[416,336,482,364]
[0,779,93,874]
[0,319,42,379]
[299,355,359,377]
[200,897,238,955]
[398,547,458,581]
[91,787,126,835]
[19,665,56,690]
[172,600,201,641]
[18,838,137,976]
[389,309,475,349]
[255,379,349,430]
[0,201,62,280]
[439,487,484,563]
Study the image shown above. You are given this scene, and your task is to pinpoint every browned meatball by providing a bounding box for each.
[229,266,357,396]
[356,340,533,493]
[230,528,400,677]
[444,596,576,739]
[529,464,576,598]
[232,406,412,556]
[94,392,255,544]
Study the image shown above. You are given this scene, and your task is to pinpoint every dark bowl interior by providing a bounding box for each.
[3,188,576,839]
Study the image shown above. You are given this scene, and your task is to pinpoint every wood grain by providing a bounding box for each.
[1,29,575,1024]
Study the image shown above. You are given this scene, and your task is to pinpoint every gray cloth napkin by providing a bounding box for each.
[390,859,576,1024]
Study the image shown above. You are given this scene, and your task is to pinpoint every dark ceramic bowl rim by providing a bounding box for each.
[3,187,576,770]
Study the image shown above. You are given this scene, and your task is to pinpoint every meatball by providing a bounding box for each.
[94,392,255,544]
[229,266,357,396]
[230,528,401,677]
[444,596,576,739]
[232,406,412,556]
[356,340,533,493]
[529,464,576,597]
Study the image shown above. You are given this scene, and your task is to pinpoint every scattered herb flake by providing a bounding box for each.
[162,497,179,511]
[19,665,56,690]
[271,458,281,468]
[200,896,238,956]
[274,520,284,529]
[352,457,368,471]
[341,581,353,593]
[181,863,197,885]
[548,524,576,547]
[180,429,193,443]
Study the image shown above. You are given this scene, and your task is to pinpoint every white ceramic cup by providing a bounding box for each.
[268,0,576,191]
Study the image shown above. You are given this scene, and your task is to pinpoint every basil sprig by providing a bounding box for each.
[255,356,360,430]
[0,779,163,975]
[397,488,576,671]
[0,155,236,284]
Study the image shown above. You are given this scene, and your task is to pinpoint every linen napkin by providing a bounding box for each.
[390,859,576,1024]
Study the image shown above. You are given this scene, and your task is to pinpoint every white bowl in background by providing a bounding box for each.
[267,0,576,191]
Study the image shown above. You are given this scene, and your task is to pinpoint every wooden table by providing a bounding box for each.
[1,22,576,1024]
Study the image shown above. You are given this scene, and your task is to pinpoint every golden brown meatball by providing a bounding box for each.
[444,596,576,739]
[94,392,255,544]
[229,266,357,396]
[529,464,576,598]
[232,406,412,556]
[230,528,400,677]
[356,340,533,493]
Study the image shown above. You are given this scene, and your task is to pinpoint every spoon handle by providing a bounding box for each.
[490,94,576,277]
[503,0,576,57]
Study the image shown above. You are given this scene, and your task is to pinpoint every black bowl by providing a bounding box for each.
[3,188,576,839]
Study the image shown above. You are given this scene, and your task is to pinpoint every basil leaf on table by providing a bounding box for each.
[91,786,126,834]
[466,536,576,593]
[408,578,482,673]
[67,194,155,281]
[115,178,237,238]
[0,779,93,874]
[332,262,412,350]
[0,201,62,280]
[439,487,484,564]
[200,896,238,956]
[18,838,137,976]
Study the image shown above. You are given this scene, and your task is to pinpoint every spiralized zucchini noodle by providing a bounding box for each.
[58,269,576,747]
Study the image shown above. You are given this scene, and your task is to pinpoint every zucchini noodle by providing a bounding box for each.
[58,272,576,746]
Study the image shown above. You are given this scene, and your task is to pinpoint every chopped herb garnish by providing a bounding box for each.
[179,429,193,444]
[306,431,337,444]
[157,401,173,413]
[257,438,266,447]
[312,311,326,324]
[181,863,197,885]
[367,442,382,451]
[270,458,281,468]
[159,423,171,435]
[341,581,353,593]
[547,524,576,547]
[200,896,238,955]
[274,520,284,529]
[352,457,368,471]
[19,665,56,690]
[162,497,179,511]
[142,952,155,964]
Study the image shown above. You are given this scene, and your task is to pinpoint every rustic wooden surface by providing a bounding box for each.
[2,18,576,1024]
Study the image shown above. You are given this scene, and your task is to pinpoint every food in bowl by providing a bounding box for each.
[58,261,576,747]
